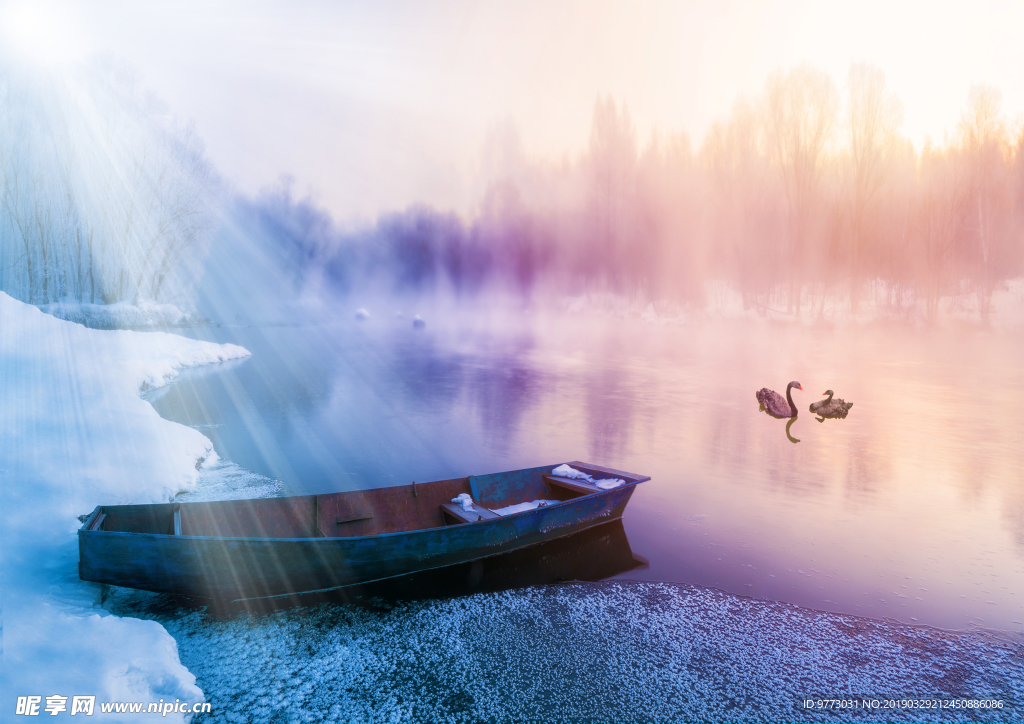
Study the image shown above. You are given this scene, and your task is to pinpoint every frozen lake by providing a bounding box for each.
[149,309,1024,633]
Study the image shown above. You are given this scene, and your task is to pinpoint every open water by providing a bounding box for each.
[148,308,1024,633]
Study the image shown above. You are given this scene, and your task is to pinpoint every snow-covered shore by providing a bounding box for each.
[0,292,250,722]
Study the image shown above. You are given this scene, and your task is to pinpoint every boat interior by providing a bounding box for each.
[80,462,648,539]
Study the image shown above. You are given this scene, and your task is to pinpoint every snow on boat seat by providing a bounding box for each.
[544,463,627,496]
[441,494,499,524]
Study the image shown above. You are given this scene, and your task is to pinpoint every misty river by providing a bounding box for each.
[148,308,1023,633]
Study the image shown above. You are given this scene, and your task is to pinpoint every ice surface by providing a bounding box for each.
[113,580,1023,723]
[39,300,192,328]
[0,292,251,722]
[492,499,560,516]
[452,493,474,511]
[551,464,592,480]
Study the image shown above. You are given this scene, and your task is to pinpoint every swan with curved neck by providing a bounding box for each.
[809,389,853,418]
[756,381,802,418]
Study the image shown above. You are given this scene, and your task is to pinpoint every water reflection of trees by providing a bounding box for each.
[467,348,544,454]
[584,360,635,463]
[1002,488,1024,551]
[382,331,468,406]
[382,329,544,454]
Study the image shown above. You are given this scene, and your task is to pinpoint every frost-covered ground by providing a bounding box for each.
[0,292,250,722]
[106,581,1023,723]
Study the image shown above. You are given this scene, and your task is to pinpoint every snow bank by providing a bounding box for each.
[0,292,251,721]
[39,300,192,328]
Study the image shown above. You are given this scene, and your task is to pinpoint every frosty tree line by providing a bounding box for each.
[0,61,214,306]
[236,63,1024,318]
[2,59,1022,317]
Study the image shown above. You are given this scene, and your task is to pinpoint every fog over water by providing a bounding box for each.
[149,304,1024,633]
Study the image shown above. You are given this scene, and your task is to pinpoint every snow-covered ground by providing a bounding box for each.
[0,292,251,722]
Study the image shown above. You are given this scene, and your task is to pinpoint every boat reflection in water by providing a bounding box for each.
[227,520,646,613]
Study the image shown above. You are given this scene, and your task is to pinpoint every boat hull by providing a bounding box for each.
[79,482,638,599]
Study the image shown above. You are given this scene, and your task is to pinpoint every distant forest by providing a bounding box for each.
[2,61,1022,317]
[247,63,1023,318]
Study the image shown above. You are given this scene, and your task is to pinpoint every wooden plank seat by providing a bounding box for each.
[544,474,602,495]
[87,512,106,532]
[440,502,499,524]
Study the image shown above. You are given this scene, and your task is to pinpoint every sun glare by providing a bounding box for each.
[0,2,88,67]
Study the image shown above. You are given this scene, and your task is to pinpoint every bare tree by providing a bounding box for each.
[702,99,782,312]
[958,85,1009,319]
[586,96,638,288]
[845,63,904,310]
[635,128,697,299]
[916,141,968,319]
[0,59,216,308]
[763,64,839,312]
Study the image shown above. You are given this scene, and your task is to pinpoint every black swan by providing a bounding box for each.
[756,381,802,418]
[809,390,853,419]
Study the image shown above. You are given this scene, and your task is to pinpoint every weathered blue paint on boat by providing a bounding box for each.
[79,461,649,599]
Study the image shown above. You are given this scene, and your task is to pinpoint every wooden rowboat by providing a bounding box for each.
[79,461,649,600]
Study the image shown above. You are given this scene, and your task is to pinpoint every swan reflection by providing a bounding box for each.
[756,382,803,443]
[785,417,800,443]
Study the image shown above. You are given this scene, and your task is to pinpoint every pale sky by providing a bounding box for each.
[2,0,1022,219]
